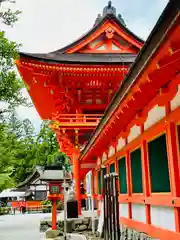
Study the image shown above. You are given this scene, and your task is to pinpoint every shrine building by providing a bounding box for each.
[17,1,180,239]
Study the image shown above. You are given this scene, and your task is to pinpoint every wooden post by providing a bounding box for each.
[52,200,57,230]
[141,140,151,224]
[166,122,180,232]
[73,147,81,215]
[126,150,132,219]
[91,169,95,196]
[91,169,95,233]
[112,140,118,173]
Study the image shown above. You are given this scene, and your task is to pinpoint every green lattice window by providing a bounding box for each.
[118,157,127,194]
[130,148,143,193]
[110,163,115,173]
[98,170,102,194]
[148,134,170,193]
[102,167,107,189]
[102,167,107,177]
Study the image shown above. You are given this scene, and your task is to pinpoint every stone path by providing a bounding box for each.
[0,213,51,240]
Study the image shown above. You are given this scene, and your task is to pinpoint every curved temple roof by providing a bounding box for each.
[19,53,137,65]
[19,1,144,64]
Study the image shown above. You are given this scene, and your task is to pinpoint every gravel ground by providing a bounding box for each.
[0,213,51,240]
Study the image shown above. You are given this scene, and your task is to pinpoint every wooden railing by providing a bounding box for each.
[52,114,103,129]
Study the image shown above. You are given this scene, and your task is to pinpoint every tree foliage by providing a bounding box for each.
[0,0,21,27]
[0,1,27,117]
[35,121,71,171]
[0,115,71,191]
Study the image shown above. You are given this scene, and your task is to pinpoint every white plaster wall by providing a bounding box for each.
[108,145,115,158]
[127,125,141,143]
[116,138,126,152]
[30,185,47,191]
[144,105,166,130]
[171,85,180,111]
[119,203,128,218]
[94,174,97,194]
[102,152,107,163]
[97,200,104,234]
[151,206,175,231]
[132,204,146,223]
[86,171,92,194]
[36,185,47,191]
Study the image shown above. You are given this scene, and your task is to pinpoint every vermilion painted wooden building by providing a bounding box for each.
[81,1,180,239]
[17,0,180,239]
[16,1,143,214]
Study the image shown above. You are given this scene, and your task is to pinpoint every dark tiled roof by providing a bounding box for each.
[19,52,137,65]
[17,170,40,188]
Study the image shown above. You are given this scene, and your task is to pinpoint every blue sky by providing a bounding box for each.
[0,0,168,131]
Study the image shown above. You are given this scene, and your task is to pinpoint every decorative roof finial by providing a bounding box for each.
[94,1,126,27]
[108,1,112,8]
[94,13,102,26]
[118,13,126,26]
[103,1,116,17]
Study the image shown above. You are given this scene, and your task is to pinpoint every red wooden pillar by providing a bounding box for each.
[91,168,96,212]
[112,140,118,173]
[52,200,57,230]
[166,122,180,232]
[141,139,151,224]
[92,168,95,196]
[95,169,98,196]
[107,163,110,174]
[73,147,81,215]
[96,168,101,215]
[113,140,120,192]
[126,150,132,219]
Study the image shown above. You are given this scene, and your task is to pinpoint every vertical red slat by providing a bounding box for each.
[166,122,180,232]
[126,150,132,219]
[141,139,151,224]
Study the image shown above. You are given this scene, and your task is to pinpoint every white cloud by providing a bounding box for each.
[1,0,103,52]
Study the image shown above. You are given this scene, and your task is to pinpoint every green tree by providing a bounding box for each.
[0,1,26,118]
[8,113,36,183]
[0,0,21,27]
[0,2,30,188]
[35,121,71,171]
[0,32,26,113]
[0,117,71,191]
[35,121,60,166]
[0,124,15,191]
